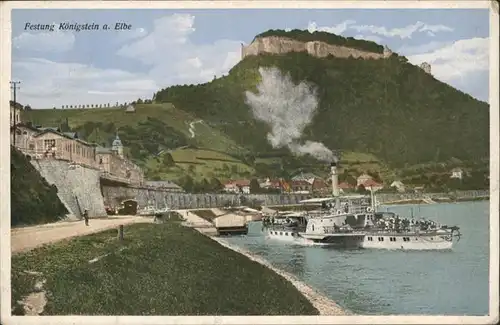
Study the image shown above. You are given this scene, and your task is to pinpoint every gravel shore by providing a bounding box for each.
[210,236,350,316]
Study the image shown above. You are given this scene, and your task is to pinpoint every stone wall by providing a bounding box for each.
[31,159,107,219]
[376,190,489,204]
[101,185,311,209]
[241,36,387,60]
[101,185,489,210]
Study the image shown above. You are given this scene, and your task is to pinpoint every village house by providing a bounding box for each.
[292,172,319,184]
[390,180,406,193]
[259,178,283,192]
[291,180,312,194]
[125,103,136,113]
[10,103,21,127]
[450,167,464,180]
[223,180,251,194]
[11,123,40,153]
[360,179,384,192]
[356,173,373,187]
[311,178,330,195]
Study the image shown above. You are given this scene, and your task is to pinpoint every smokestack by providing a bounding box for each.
[330,161,339,197]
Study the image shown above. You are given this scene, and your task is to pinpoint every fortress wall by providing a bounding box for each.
[242,36,386,60]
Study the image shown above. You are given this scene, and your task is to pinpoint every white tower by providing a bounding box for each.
[112,134,124,158]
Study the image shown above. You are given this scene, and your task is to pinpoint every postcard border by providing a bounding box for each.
[1,1,498,324]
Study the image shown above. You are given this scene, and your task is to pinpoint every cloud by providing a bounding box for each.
[115,27,148,44]
[406,37,489,101]
[12,14,244,107]
[117,14,242,84]
[353,34,383,44]
[12,58,158,108]
[307,20,355,35]
[308,20,454,40]
[349,21,453,39]
[13,24,75,52]
[397,40,454,56]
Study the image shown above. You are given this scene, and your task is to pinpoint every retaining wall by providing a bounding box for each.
[101,185,489,210]
[31,159,107,219]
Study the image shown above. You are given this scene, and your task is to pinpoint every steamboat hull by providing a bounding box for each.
[361,232,454,250]
[265,228,455,250]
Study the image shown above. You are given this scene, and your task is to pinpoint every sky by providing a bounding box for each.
[11,8,490,108]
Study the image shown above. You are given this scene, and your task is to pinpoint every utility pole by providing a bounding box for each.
[10,81,21,146]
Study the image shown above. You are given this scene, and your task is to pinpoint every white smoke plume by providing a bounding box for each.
[244,66,334,162]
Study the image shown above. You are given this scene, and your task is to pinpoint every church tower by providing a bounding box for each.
[112,134,124,158]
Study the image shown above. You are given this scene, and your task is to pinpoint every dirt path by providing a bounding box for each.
[11,216,153,254]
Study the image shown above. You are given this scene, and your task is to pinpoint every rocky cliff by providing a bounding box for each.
[241,36,392,60]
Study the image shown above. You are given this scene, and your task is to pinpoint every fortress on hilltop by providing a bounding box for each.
[241,36,432,75]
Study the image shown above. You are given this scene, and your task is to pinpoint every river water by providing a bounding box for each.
[222,201,489,315]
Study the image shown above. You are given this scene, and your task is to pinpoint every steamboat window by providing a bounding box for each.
[285,232,289,236]
[280,232,283,235]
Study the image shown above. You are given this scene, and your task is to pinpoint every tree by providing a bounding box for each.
[249,178,261,194]
[197,178,210,193]
[209,177,223,193]
[162,153,175,167]
[182,175,195,192]
[25,105,32,111]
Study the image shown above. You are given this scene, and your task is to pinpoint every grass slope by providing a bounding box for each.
[11,146,68,226]
[23,103,245,155]
[12,221,318,315]
[146,148,255,182]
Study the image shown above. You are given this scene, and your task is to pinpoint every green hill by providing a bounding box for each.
[22,30,489,187]
[154,48,488,168]
[11,146,68,226]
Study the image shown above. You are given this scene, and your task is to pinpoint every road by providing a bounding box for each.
[11,216,152,254]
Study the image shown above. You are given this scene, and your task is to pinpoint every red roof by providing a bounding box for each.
[225,179,250,187]
[338,182,354,189]
[291,180,310,186]
[312,178,328,188]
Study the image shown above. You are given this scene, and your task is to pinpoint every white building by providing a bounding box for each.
[390,180,406,193]
[356,173,373,187]
[450,168,464,180]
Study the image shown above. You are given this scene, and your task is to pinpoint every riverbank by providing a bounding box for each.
[11,219,318,315]
[212,236,348,315]
[180,209,348,315]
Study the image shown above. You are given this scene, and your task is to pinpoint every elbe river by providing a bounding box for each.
[222,201,489,315]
